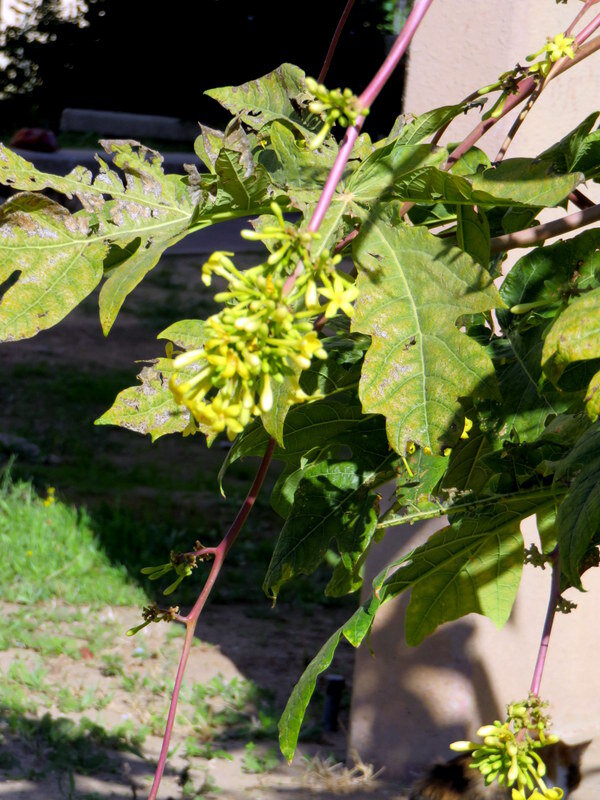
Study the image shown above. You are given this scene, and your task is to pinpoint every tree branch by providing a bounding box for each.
[318,0,356,84]
[490,202,600,254]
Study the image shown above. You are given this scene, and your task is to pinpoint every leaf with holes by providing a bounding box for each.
[205,63,320,140]
[0,194,107,341]
[95,358,194,441]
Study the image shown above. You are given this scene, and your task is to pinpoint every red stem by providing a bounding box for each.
[569,188,595,210]
[530,547,561,697]
[311,0,435,231]
[318,0,356,84]
[149,4,437,794]
[358,0,435,110]
[447,6,600,169]
[148,438,275,800]
[574,8,600,43]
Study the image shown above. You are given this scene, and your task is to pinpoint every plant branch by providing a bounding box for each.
[569,188,595,209]
[318,0,356,84]
[376,487,567,530]
[148,437,275,800]
[494,86,540,164]
[530,546,561,697]
[490,201,600,254]
[447,19,600,169]
[566,0,600,37]
[148,5,438,795]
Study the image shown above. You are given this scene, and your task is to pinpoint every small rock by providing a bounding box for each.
[0,433,41,461]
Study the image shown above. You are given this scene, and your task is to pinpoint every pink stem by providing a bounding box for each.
[318,0,356,84]
[574,8,600,43]
[566,0,600,37]
[149,5,437,794]
[148,438,275,799]
[530,547,561,697]
[359,0,435,110]
[308,0,435,234]
[569,188,595,210]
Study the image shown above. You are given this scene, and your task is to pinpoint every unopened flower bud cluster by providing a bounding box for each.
[305,76,369,149]
[450,695,563,799]
[169,203,359,441]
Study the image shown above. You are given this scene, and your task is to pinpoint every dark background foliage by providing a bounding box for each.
[0,0,403,140]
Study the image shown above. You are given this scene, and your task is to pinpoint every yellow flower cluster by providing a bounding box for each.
[168,205,359,441]
[450,697,562,800]
[305,76,369,149]
[478,34,575,120]
[527,33,575,77]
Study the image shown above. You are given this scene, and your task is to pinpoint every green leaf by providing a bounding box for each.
[456,205,490,269]
[393,450,450,521]
[278,602,375,761]
[391,158,582,207]
[226,398,380,517]
[499,230,600,328]
[0,141,197,338]
[441,429,494,495]
[489,328,571,442]
[95,358,192,441]
[279,627,342,762]
[0,194,107,340]
[157,319,206,351]
[205,64,319,139]
[554,423,600,587]
[540,112,600,179]
[263,457,386,600]
[214,148,272,211]
[400,508,524,645]
[345,142,447,209]
[469,159,583,207]
[352,220,502,454]
[266,121,341,191]
[585,369,600,421]
[260,367,302,448]
[394,103,468,145]
[542,287,600,385]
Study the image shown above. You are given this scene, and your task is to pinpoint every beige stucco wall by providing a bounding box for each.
[349,1,600,793]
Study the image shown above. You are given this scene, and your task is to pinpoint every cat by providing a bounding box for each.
[408,742,589,800]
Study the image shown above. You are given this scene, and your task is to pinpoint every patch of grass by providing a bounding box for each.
[0,473,146,606]
[242,741,279,774]
[181,674,278,746]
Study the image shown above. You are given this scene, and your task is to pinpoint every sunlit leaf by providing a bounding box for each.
[352,219,502,454]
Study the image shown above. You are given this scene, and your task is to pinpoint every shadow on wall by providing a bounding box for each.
[349,516,504,786]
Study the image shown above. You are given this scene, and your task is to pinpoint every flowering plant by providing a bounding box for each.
[2,1,600,796]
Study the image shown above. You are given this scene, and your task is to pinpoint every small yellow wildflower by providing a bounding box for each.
[319,273,360,318]
[527,33,575,77]
[44,487,55,507]
[26,550,33,557]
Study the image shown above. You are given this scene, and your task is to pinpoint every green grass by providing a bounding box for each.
[0,472,146,606]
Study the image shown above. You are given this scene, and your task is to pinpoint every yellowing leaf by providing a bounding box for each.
[352,220,503,454]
